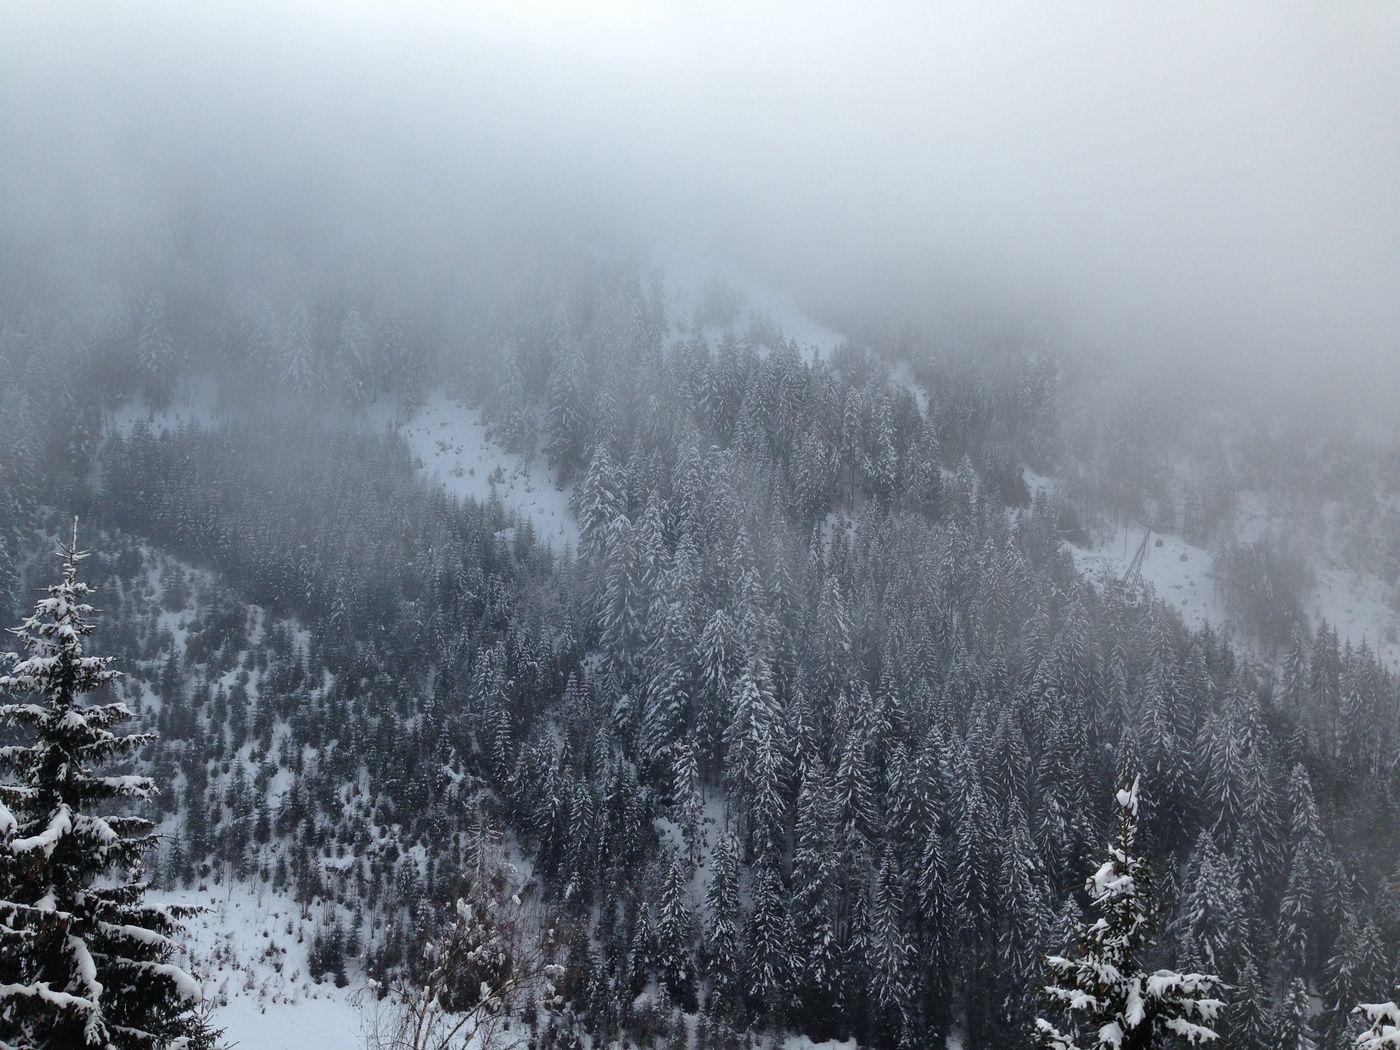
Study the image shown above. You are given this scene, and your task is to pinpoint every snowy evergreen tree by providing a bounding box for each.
[137,292,176,410]
[281,299,320,405]
[545,333,591,483]
[1035,767,1224,1050]
[868,843,913,1041]
[0,526,19,624]
[0,526,205,1048]
[788,761,840,1029]
[653,847,698,1009]
[743,858,791,1026]
[337,307,373,409]
[1177,833,1249,982]
[1354,987,1400,1050]
[1272,977,1318,1050]
[703,833,742,1022]
[1326,917,1388,1047]
[997,806,1055,1031]
[1222,957,1273,1050]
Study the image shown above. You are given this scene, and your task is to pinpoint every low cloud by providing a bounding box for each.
[3,1,1396,405]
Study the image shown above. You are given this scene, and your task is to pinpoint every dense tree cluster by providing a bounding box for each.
[2,251,1399,1049]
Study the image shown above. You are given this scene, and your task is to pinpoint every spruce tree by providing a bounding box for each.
[868,843,913,1041]
[703,834,742,1022]
[654,847,698,1010]
[281,299,319,406]
[997,807,1055,1031]
[788,762,840,1028]
[336,307,372,410]
[1354,986,1400,1049]
[137,292,176,410]
[1224,957,1273,1050]
[1034,766,1224,1050]
[1272,977,1318,1050]
[1177,833,1248,982]
[1326,917,1388,1047]
[743,858,791,1027]
[0,525,206,1047]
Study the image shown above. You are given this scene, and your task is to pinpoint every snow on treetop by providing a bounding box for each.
[1115,775,1140,816]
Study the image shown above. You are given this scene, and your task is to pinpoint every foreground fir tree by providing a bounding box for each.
[1034,765,1225,1050]
[0,525,205,1048]
[1354,988,1400,1049]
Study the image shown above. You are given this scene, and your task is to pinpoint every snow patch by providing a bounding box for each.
[152,884,362,1050]
[1230,491,1400,668]
[1071,525,1226,632]
[1310,563,1400,671]
[108,376,222,438]
[370,390,578,551]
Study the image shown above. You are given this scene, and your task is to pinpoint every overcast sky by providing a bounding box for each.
[4,1,1397,406]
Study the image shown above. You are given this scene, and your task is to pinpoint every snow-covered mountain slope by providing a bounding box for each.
[1309,562,1400,671]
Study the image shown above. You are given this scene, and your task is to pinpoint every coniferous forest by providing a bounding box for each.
[3,6,1400,1050]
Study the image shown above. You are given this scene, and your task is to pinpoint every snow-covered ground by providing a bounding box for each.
[1310,562,1400,671]
[154,884,363,1050]
[1224,491,1400,667]
[158,879,879,1050]
[660,249,844,362]
[369,391,578,550]
[1070,524,1226,633]
[890,361,930,416]
[108,375,222,437]
[1070,514,1400,670]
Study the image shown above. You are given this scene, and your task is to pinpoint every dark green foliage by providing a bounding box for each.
[0,535,204,1048]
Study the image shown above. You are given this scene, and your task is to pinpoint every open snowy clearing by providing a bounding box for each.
[1310,562,1400,671]
[153,884,362,1050]
[155,882,894,1050]
[1070,524,1226,632]
[1072,515,1400,671]
[108,375,223,438]
[369,390,578,550]
[1227,489,1400,666]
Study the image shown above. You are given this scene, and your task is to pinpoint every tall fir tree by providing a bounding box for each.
[1326,917,1389,1048]
[1035,764,1224,1050]
[0,525,206,1047]
[653,847,698,1010]
[1273,977,1319,1050]
[789,761,841,1031]
[703,833,742,1023]
[137,292,176,410]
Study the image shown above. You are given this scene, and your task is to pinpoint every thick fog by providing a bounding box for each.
[3,1,1397,407]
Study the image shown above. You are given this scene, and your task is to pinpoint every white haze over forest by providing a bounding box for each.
[3,2,1398,407]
